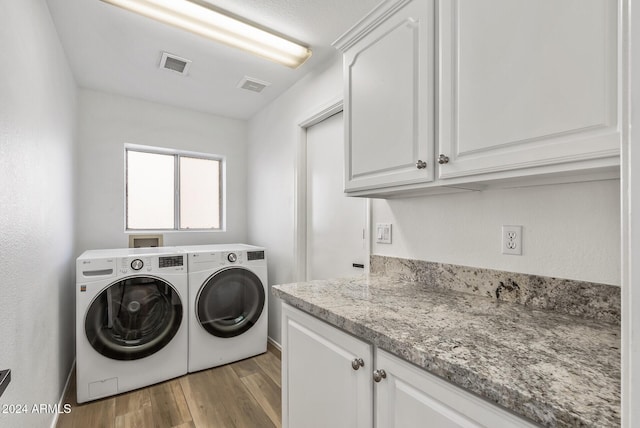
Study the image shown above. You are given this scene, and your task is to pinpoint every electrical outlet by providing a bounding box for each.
[502,225,522,255]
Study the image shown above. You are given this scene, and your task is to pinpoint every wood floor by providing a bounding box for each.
[56,343,281,428]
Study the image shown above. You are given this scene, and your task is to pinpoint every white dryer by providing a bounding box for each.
[178,244,268,373]
[76,247,188,403]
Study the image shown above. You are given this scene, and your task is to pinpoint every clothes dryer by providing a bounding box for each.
[178,244,268,373]
[75,247,188,403]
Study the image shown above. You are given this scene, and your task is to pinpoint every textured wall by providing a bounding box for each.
[75,89,249,253]
[0,1,77,427]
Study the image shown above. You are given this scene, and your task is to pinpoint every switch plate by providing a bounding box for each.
[502,225,522,255]
[376,223,392,244]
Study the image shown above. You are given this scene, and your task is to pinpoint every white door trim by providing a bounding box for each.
[622,0,637,425]
[294,98,371,282]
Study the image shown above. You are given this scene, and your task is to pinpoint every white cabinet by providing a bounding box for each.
[281,304,373,428]
[334,0,621,197]
[333,0,435,193]
[437,0,620,180]
[282,303,537,428]
[375,349,538,428]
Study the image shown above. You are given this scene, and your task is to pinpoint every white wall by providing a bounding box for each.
[0,1,77,427]
[373,180,621,285]
[76,89,248,253]
[247,58,343,343]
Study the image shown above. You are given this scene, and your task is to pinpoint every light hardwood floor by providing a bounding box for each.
[57,343,281,428]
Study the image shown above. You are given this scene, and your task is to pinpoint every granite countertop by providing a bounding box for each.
[273,275,620,427]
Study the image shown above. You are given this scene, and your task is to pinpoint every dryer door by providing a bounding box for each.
[85,276,183,360]
[197,267,265,338]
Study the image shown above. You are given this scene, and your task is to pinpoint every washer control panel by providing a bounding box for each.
[118,254,185,274]
[159,255,184,268]
[130,259,144,270]
[121,257,151,274]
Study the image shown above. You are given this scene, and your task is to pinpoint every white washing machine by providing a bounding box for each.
[76,247,188,403]
[178,244,268,373]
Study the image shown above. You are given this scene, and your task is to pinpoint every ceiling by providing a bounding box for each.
[45,0,380,120]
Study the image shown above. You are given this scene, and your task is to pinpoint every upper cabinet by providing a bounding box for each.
[333,0,435,193]
[334,0,621,197]
[437,0,620,180]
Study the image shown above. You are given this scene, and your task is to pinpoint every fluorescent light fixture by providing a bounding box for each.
[100,0,312,68]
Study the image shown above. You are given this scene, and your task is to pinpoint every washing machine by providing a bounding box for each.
[75,247,188,403]
[178,244,268,373]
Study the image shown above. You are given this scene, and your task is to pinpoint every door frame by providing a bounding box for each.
[622,0,637,425]
[293,98,371,282]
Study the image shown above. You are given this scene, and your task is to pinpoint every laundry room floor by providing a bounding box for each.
[56,343,281,428]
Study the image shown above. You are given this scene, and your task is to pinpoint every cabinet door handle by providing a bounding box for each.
[373,369,387,382]
[438,154,450,164]
[415,160,427,169]
[351,358,365,370]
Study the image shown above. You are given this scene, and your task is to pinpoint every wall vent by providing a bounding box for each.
[237,76,271,93]
[129,234,164,248]
[160,52,192,75]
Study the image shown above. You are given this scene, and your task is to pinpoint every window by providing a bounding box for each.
[125,145,224,231]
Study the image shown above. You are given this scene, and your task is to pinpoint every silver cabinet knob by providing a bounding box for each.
[415,160,427,169]
[351,358,365,370]
[373,369,387,382]
[438,154,450,164]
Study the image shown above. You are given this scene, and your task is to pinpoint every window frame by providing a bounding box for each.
[124,143,226,232]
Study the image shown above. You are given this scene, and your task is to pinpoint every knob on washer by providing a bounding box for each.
[130,259,144,270]
[227,253,238,263]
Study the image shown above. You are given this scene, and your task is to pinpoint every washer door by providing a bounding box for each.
[197,267,265,338]
[85,276,183,361]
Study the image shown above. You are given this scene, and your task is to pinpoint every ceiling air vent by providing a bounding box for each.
[159,52,192,75]
[237,76,271,93]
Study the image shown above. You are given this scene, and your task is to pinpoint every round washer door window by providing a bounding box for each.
[85,276,183,361]
[197,267,265,338]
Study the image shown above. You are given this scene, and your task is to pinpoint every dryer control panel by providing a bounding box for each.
[247,250,265,261]
[222,250,266,266]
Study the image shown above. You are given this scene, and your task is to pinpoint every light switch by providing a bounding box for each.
[376,223,392,244]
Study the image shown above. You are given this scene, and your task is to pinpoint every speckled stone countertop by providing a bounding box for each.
[273,275,620,427]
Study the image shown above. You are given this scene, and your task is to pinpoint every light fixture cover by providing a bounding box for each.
[100,0,312,68]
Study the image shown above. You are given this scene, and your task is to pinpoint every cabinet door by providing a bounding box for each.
[438,0,620,180]
[281,304,373,428]
[375,350,538,428]
[341,0,434,192]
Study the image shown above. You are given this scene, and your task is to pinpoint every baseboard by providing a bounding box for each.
[267,336,282,352]
[50,359,74,428]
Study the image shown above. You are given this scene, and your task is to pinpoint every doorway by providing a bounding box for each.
[295,101,369,281]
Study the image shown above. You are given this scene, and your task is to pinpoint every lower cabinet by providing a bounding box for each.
[281,303,373,428]
[375,349,537,428]
[282,303,538,428]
